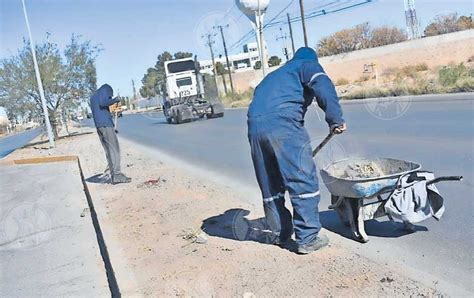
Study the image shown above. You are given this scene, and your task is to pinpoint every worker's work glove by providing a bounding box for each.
[332,123,347,134]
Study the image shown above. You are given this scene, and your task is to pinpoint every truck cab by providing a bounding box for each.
[162,58,224,124]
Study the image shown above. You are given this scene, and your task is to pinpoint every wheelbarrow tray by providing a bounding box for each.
[320,157,421,199]
[319,157,461,243]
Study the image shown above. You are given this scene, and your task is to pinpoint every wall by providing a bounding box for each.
[221,29,474,93]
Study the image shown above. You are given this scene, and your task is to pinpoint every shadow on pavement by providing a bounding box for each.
[86,173,110,184]
[320,210,428,240]
[201,208,297,251]
[203,208,428,249]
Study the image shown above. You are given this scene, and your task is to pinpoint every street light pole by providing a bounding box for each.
[21,0,55,147]
[299,0,308,47]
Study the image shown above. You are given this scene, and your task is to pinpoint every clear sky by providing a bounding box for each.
[1,0,472,97]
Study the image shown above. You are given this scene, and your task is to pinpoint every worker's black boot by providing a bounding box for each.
[111,173,131,185]
[297,234,329,254]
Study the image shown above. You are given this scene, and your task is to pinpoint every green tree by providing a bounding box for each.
[139,51,194,98]
[253,61,262,70]
[0,35,99,137]
[268,56,282,67]
[174,52,193,59]
[215,62,227,75]
[140,68,161,98]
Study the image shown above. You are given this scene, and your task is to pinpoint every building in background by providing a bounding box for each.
[199,42,268,74]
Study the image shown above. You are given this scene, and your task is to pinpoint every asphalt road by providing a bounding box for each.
[92,96,473,293]
[0,127,43,159]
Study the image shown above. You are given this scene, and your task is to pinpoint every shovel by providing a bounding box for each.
[113,111,119,133]
[312,131,335,157]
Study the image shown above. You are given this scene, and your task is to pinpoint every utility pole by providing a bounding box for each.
[287,13,296,56]
[276,27,289,61]
[21,0,55,147]
[299,0,308,47]
[256,0,267,76]
[132,79,137,109]
[203,33,220,96]
[215,25,234,94]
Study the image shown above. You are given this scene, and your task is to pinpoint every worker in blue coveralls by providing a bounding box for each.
[90,84,131,185]
[247,47,346,254]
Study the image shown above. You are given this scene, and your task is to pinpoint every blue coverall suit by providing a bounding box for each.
[247,47,344,246]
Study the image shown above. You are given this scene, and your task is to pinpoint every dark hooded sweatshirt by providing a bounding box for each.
[90,84,119,128]
[248,47,344,128]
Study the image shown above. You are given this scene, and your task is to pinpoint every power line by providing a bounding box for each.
[228,0,374,52]
[264,0,295,29]
[228,0,296,52]
[214,5,237,28]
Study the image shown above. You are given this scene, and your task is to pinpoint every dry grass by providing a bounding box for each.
[221,89,254,108]
[355,74,371,83]
[336,78,350,86]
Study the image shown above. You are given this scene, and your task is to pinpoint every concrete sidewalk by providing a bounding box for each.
[0,157,110,297]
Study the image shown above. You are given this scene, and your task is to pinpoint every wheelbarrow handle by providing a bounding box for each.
[426,176,463,186]
[364,176,463,199]
[312,132,335,157]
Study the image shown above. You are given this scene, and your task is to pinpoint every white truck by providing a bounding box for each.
[163,57,224,124]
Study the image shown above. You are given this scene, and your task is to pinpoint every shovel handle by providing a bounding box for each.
[312,132,335,157]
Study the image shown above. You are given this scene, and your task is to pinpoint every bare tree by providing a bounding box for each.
[370,26,407,47]
[317,23,405,57]
[424,13,473,37]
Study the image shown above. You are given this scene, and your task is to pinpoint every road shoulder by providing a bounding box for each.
[6,127,443,296]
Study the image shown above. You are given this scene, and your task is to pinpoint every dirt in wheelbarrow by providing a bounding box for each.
[342,161,386,179]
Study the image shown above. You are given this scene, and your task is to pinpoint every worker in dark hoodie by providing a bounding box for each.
[90,84,131,184]
[247,47,346,254]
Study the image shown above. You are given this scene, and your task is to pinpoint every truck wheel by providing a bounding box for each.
[207,112,224,119]
[176,110,183,124]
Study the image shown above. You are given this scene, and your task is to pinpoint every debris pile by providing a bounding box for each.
[137,177,167,189]
[342,161,385,179]
[179,229,208,245]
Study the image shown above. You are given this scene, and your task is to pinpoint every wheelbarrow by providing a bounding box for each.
[319,157,462,243]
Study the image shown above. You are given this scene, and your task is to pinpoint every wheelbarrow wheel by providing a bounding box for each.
[331,195,351,227]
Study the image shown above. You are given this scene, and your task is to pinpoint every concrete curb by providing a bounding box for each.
[340,92,474,105]
[222,92,474,110]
